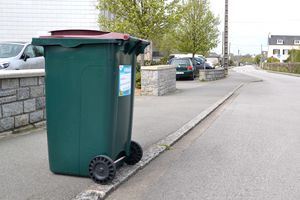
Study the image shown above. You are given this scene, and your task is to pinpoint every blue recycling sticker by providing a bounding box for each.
[119,65,132,96]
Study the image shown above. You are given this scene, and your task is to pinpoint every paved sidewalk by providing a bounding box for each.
[0,71,256,200]
[132,71,256,149]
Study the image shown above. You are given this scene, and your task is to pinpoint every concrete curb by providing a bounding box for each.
[72,83,244,200]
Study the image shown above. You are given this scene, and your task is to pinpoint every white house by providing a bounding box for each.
[0,0,152,61]
[268,34,300,62]
[0,0,100,42]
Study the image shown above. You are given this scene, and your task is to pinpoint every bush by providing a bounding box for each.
[294,65,300,74]
[159,56,169,65]
[135,62,142,89]
[135,71,141,89]
[136,63,141,72]
[267,57,280,63]
[263,63,300,74]
[254,55,262,64]
[143,56,169,66]
[285,50,300,62]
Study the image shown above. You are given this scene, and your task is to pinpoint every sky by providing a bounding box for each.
[209,0,300,55]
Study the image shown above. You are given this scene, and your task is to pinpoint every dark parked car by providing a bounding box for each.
[171,58,196,80]
[191,57,214,70]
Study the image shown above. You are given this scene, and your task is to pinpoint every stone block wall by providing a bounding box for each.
[0,69,45,134]
[141,65,176,96]
[199,68,225,81]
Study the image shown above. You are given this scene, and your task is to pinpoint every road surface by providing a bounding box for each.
[0,72,252,200]
[107,66,300,200]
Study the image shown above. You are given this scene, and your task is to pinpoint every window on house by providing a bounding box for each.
[294,40,300,45]
[283,49,289,55]
[273,49,280,55]
[277,39,284,45]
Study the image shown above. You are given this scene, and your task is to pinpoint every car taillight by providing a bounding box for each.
[187,66,193,70]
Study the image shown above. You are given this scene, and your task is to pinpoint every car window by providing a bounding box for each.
[171,59,190,65]
[34,46,44,57]
[24,45,36,58]
[194,57,204,63]
[0,43,24,58]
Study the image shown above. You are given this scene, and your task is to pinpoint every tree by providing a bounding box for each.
[240,54,255,64]
[97,0,182,41]
[175,0,219,57]
[97,0,182,65]
[153,30,179,56]
[254,55,262,64]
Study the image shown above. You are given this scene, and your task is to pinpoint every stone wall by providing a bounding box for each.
[0,69,45,134]
[199,68,225,81]
[141,65,176,96]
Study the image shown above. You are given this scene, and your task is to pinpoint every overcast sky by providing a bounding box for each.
[209,0,300,55]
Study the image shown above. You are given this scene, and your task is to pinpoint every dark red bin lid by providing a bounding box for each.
[41,29,130,40]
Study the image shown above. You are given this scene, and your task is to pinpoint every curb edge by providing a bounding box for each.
[73,83,244,200]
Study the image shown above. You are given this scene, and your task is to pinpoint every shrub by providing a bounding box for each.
[254,55,262,64]
[135,71,141,89]
[136,63,141,72]
[263,63,300,74]
[267,57,280,63]
[159,56,169,65]
[285,50,300,62]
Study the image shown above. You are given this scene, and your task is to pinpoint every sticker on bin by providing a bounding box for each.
[119,65,132,96]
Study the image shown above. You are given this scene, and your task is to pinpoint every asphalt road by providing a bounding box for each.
[0,72,253,200]
[107,66,300,200]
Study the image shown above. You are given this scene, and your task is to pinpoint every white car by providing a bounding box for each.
[0,42,45,70]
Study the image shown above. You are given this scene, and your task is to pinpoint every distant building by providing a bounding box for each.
[1,1,154,62]
[0,0,101,42]
[268,35,300,62]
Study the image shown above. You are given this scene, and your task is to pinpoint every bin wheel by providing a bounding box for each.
[89,155,116,184]
[125,141,143,165]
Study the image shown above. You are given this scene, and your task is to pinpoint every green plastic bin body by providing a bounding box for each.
[32,30,149,177]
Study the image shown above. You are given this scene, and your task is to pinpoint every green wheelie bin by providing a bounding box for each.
[32,30,149,184]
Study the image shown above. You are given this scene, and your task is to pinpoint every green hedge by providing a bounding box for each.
[263,63,300,74]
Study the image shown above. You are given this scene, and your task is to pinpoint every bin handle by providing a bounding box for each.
[126,40,143,54]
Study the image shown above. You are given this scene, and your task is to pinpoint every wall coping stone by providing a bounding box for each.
[0,69,45,79]
[141,65,175,71]
[199,68,225,72]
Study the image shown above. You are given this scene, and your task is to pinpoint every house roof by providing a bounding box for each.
[269,35,300,45]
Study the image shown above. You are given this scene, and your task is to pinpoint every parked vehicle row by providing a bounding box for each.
[0,42,45,70]
[169,55,215,80]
